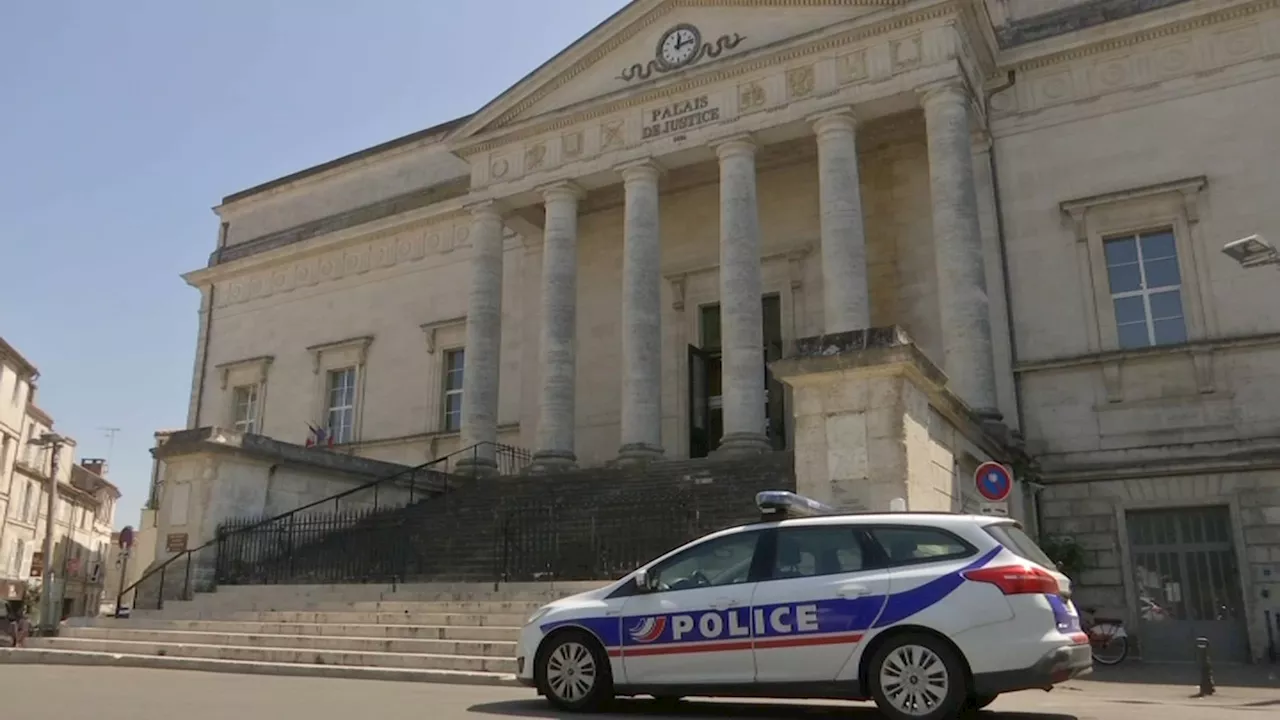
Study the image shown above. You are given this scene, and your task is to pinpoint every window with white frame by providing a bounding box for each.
[325,367,357,444]
[1104,229,1187,349]
[231,384,259,434]
[442,349,465,432]
[11,538,25,576]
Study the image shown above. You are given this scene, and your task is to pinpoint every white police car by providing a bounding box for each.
[515,491,1091,720]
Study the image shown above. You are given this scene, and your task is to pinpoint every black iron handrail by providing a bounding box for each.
[114,441,531,613]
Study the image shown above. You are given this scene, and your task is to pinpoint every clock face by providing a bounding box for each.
[659,25,700,68]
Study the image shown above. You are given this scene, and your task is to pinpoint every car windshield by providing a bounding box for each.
[985,523,1057,569]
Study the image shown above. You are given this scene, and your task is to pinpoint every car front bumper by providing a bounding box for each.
[972,642,1092,696]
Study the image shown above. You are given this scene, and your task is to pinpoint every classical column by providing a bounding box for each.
[530,182,584,472]
[458,201,505,473]
[714,136,770,455]
[812,109,871,333]
[919,79,999,417]
[617,160,665,464]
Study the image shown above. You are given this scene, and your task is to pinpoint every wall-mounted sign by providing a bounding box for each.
[166,533,189,554]
[642,95,722,140]
[29,552,43,577]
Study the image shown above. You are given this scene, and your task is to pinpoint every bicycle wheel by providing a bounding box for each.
[1090,629,1128,666]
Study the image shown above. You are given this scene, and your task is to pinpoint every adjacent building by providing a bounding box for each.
[171,0,1280,662]
[0,336,120,618]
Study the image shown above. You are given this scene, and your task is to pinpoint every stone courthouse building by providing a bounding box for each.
[162,0,1280,664]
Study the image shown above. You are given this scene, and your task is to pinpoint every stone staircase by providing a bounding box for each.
[1,582,600,684]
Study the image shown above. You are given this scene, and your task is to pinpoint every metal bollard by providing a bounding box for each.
[1195,636,1215,697]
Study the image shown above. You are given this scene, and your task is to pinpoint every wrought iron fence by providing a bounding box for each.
[115,441,532,610]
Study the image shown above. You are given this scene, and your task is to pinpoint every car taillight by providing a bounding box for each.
[963,565,1060,595]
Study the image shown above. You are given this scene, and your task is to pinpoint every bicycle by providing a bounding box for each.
[1081,606,1129,665]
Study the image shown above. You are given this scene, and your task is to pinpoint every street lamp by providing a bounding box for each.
[1222,234,1278,269]
[28,432,66,634]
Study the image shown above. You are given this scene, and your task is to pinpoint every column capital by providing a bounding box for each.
[713,134,757,160]
[916,77,972,109]
[465,199,504,221]
[615,157,664,183]
[808,108,858,136]
[537,180,586,204]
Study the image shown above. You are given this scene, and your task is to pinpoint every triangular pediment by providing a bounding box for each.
[452,0,904,143]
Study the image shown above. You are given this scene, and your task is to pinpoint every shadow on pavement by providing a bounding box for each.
[1083,663,1280,689]
[468,698,1077,720]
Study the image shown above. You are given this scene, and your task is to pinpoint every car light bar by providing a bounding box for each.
[755,491,838,518]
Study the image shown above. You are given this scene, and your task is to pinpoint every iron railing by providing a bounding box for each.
[114,441,532,612]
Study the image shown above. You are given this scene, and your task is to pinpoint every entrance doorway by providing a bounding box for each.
[688,295,787,458]
[1126,506,1250,662]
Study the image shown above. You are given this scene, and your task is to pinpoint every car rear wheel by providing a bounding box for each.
[536,631,613,713]
[868,633,969,720]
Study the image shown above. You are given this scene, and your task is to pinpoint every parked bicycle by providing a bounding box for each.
[1081,606,1129,665]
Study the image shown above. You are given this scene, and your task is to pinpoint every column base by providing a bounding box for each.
[712,432,772,458]
[526,450,578,474]
[455,456,500,478]
[616,442,665,467]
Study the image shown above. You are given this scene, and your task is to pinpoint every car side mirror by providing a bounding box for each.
[635,569,657,593]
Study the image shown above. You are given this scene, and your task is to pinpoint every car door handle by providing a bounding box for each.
[605,610,621,617]
[838,585,870,598]
[709,598,740,610]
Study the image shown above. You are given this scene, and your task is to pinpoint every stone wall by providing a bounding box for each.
[197,127,945,469]
[1039,467,1280,662]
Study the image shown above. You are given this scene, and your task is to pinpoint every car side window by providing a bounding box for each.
[650,531,761,592]
[770,525,869,581]
[869,527,974,566]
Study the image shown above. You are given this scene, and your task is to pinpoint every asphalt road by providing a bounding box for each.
[1,666,1274,720]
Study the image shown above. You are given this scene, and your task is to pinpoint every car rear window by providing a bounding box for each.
[985,523,1057,569]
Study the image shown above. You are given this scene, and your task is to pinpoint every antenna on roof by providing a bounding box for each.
[99,427,121,465]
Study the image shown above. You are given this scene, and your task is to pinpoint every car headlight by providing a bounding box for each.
[525,606,553,626]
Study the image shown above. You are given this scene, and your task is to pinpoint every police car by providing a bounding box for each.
[515,491,1091,720]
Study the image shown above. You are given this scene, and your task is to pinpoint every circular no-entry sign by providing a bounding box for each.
[975,461,1013,502]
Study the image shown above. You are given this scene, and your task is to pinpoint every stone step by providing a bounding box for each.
[72,619,520,641]
[60,627,517,657]
[0,647,517,686]
[132,599,545,616]
[218,610,529,626]
[26,637,518,673]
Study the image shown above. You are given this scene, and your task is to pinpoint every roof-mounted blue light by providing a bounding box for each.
[755,491,838,519]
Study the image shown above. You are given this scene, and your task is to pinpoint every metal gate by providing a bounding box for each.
[1126,506,1249,662]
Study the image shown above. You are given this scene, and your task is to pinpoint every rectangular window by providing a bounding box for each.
[1104,230,1187,349]
[11,539,25,576]
[441,348,465,432]
[325,367,357,444]
[21,481,33,522]
[231,384,259,434]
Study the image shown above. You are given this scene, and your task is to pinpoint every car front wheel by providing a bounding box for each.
[535,630,613,713]
[868,633,969,720]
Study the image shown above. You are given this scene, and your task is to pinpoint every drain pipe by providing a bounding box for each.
[981,71,1042,528]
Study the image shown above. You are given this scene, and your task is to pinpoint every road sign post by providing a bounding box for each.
[975,461,1013,516]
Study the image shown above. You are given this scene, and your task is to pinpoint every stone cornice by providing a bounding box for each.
[183,194,472,288]
[997,0,1276,72]
[1013,331,1280,374]
[451,0,961,156]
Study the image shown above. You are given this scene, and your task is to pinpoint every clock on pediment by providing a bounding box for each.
[617,24,745,83]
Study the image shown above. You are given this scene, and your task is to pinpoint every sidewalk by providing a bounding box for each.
[1060,662,1280,709]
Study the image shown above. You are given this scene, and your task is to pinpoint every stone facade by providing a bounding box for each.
[178,1,1280,662]
[0,337,120,618]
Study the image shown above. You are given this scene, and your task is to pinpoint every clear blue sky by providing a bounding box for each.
[0,0,627,527]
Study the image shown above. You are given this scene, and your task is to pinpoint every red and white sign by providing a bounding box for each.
[974,461,1013,503]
